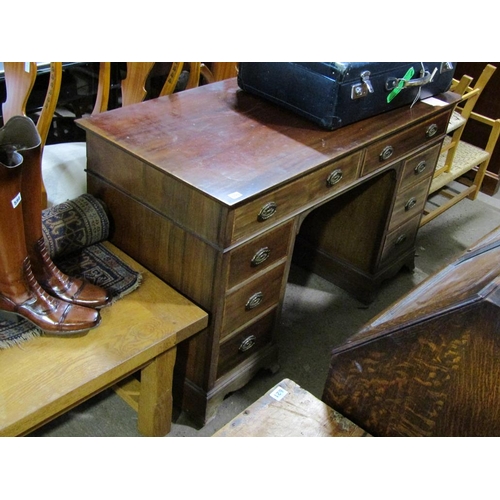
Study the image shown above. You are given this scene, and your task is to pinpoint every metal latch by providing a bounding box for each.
[440,62,454,73]
[351,71,374,100]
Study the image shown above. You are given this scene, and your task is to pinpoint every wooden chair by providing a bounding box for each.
[199,62,238,84]
[2,62,230,208]
[92,62,206,111]
[421,64,499,226]
[41,62,194,208]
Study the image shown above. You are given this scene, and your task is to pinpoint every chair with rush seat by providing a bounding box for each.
[421,64,500,226]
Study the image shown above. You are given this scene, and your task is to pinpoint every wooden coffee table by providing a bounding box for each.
[0,242,208,437]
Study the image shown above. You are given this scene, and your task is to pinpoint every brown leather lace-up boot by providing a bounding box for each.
[0,116,101,334]
[16,116,110,309]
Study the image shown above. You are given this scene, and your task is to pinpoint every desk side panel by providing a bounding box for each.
[87,175,218,311]
[86,133,226,247]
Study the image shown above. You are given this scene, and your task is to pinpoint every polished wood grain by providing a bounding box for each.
[217,311,276,378]
[78,79,460,424]
[0,242,208,437]
[221,261,286,338]
[87,175,219,310]
[78,79,459,207]
[323,226,500,436]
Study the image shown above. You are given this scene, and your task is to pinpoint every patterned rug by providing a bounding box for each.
[0,194,142,348]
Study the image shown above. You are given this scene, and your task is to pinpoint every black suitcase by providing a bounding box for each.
[237,62,456,130]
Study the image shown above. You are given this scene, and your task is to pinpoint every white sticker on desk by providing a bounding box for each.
[11,192,21,209]
[228,192,243,200]
[270,386,288,401]
[421,97,448,107]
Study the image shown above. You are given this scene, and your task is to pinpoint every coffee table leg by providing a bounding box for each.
[137,347,177,436]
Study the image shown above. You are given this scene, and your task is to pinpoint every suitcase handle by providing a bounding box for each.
[386,70,432,91]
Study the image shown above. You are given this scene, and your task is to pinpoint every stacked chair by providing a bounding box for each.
[1,62,237,208]
[421,63,500,226]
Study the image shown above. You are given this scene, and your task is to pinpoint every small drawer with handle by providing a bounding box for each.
[399,142,441,190]
[229,152,362,244]
[387,175,433,232]
[226,220,294,290]
[380,216,421,266]
[217,310,276,378]
[220,262,286,339]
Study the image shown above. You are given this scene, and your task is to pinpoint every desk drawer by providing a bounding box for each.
[388,175,432,232]
[221,262,286,339]
[226,220,294,290]
[380,216,421,266]
[217,310,276,378]
[361,113,449,177]
[230,152,362,244]
[399,142,441,190]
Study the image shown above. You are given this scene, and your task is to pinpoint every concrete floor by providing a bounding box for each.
[28,187,500,437]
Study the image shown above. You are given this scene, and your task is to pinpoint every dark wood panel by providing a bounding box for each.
[296,169,396,273]
[226,220,294,290]
[217,310,276,378]
[323,226,500,436]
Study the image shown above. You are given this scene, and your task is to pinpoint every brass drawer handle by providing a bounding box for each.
[395,234,407,246]
[379,145,394,161]
[414,161,427,174]
[405,197,417,211]
[245,292,264,310]
[257,202,277,221]
[326,168,343,187]
[239,335,257,352]
[251,247,271,266]
[426,123,438,137]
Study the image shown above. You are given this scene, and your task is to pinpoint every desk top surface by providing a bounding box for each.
[78,78,459,206]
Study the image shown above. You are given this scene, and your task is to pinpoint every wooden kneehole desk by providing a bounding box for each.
[78,79,460,425]
[0,242,208,437]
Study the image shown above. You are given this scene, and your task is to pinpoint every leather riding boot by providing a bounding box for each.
[17,117,110,309]
[0,116,101,334]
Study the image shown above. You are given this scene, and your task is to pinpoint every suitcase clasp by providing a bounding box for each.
[351,71,374,100]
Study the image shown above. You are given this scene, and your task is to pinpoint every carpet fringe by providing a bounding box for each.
[106,272,143,306]
[0,328,42,350]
